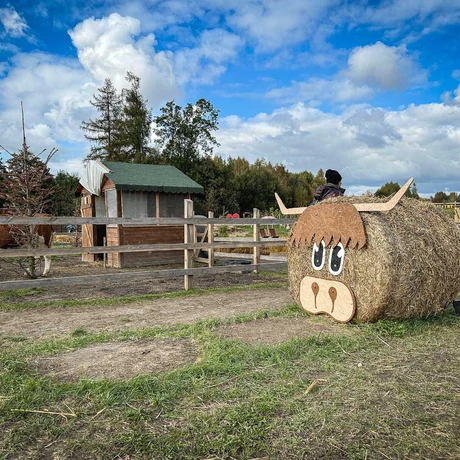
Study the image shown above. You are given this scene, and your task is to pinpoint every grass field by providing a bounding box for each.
[1,285,460,459]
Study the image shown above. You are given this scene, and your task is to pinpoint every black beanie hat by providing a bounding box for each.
[325,169,342,185]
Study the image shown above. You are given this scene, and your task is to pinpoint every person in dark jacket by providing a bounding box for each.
[312,169,345,204]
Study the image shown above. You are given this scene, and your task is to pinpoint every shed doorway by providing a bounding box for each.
[94,225,107,261]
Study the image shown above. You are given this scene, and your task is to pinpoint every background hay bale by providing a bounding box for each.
[288,197,460,322]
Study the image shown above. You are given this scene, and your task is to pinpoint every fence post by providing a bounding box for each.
[184,199,194,290]
[103,236,107,269]
[253,208,260,273]
[208,211,214,267]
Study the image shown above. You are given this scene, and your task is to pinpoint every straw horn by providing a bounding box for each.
[275,178,414,215]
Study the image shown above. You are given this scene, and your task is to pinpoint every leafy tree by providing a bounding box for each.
[81,78,122,162]
[116,72,155,163]
[312,168,326,191]
[408,182,419,199]
[153,98,220,178]
[228,156,250,175]
[193,156,238,215]
[233,160,281,213]
[431,191,449,203]
[50,171,80,216]
[289,170,315,206]
[375,181,401,197]
[375,181,419,198]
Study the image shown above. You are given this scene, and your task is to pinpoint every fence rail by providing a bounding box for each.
[0,216,294,225]
[0,262,288,291]
[0,202,295,292]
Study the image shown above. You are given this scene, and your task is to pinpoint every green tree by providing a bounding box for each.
[289,170,315,206]
[312,168,326,191]
[81,78,122,162]
[193,156,238,215]
[228,156,250,175]
[50,171,80,216]
[408,182,419,199]
[375,181,419,198]
[115,72,155,163]
[375,181,401,197]
[233,160,281,213]
[153,98,220,178]
[431,191,449,203]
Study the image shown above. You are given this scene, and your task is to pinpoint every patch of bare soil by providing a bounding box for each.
[218,317,356,345]
[34,338,197,380]
[0,255,281,303]
[1,289,292,339]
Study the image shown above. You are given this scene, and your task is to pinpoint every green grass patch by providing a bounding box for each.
[0,287,46,298]
[1,297,460,459]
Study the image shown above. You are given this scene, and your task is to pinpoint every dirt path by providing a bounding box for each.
[1,288,292,339]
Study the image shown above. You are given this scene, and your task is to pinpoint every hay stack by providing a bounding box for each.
[288,197,460,322]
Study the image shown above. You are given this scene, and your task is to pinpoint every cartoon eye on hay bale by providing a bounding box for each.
[275,178,460,323]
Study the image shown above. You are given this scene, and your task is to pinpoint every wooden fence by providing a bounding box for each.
[0,200,296,291]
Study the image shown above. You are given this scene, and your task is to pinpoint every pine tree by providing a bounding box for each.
[116,72,154,163]
[81,79,122,161]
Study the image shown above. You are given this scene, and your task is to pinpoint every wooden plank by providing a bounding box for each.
[0,216,296,225]
[0,262,287,291]
[253,208,260,273]
[184,199,194,290]
[208,211,214,268]
[0,240,287,258]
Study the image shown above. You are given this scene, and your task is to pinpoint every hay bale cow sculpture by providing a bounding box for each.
[276,179,460,323]
[0,221,53,276]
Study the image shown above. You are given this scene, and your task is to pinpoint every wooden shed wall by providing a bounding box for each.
[106,225,121,267]
[79,179,190,268]
[119,225,183,267]
[81,192,95,263]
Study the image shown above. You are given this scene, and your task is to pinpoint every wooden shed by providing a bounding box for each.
[75,160,204,268]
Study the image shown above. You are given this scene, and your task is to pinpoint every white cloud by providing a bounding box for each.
[265,42,428,105]
[266,77,374,104]
[0,52,94,153]
[225,0,337,52]
[0,6,28,38]
[68,13,181,106]
[216,101,460,194]
[347,42,426,91]
[441,85,460,106]
[173,29,244,85]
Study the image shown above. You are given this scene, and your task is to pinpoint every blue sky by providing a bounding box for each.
[1,0,460,196]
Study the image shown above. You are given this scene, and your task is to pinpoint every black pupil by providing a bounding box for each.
[331,245,342,271]
[313,244,324,267]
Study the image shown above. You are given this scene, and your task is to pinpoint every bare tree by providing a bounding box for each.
[0,102,57,278]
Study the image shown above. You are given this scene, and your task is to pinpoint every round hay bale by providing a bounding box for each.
[288,197,460,323]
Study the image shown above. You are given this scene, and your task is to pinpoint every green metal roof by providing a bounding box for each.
[101,161,204,194]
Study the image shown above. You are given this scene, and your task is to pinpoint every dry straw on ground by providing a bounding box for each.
[288,197,460,322]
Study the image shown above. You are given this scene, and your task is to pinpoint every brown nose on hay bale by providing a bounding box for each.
[287,197,460,323]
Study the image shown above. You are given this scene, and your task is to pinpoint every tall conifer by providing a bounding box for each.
[81,78,122,161]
